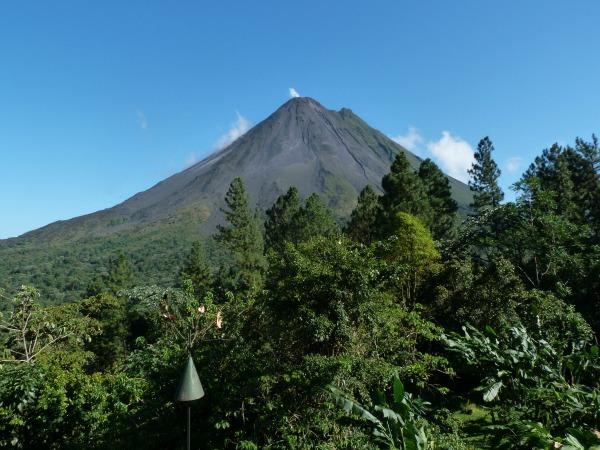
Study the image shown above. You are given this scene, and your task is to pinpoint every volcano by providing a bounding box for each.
[20,97,471,242]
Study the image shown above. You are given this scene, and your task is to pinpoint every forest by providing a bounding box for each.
[1,136,599,449]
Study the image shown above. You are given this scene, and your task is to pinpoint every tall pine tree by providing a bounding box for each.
[468,137,504,212]
[376,152,431,236]
[418,159,458,240]
[215,177,266,295]
[520,137,600,231]
[264,186,302,253]
[345,185,379,244]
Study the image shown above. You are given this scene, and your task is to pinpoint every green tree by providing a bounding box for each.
[429,255,527,332]
[377,152,431,237]
[80,293,129,370]
[0,346,145,449]
[125,286,224,352]
[418,158,458,240]
[575,136,600,232]
[105,251,134,293]
[179,240,212,298]
[293,193,340,242]
[257,235,446,447]
[215,177,266,295]
[266,235,445,383]
[468,137,504,212]
[520,144,580,221]
[376,212,441,304]
[520,138,600,228]
[345,185,380,244]
[264,186,302,252]
[0,286,97,364]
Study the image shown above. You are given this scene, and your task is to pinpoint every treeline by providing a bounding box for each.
[0,137,599,449]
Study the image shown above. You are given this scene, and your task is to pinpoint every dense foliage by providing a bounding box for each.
[1,136,599,449]
[0,212,208,304]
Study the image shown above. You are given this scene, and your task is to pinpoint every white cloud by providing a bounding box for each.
[427,131,475,182]
[185,152,198,167]
[289,87,300,98]
[137,110,148,130]
[391,126,423,151]
[506,156,523,173]
[182,112,252,169]
[215,112,251,150]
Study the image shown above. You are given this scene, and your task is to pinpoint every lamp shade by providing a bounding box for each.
[175,355,205,402]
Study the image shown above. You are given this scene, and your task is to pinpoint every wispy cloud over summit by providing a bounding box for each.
[289,87,300,98]
[215,112,251,150]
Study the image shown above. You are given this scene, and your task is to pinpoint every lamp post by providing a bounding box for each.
[175,354,205,450]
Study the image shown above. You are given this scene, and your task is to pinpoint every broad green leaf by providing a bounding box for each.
[482,380,503,402]
[393,377,404,405]
[562,434,585,450]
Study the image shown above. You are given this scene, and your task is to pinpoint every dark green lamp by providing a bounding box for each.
[175,355,204,449]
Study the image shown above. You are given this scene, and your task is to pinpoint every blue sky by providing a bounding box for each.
[1,1,599,238]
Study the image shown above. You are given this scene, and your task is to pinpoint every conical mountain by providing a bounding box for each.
[21,97,471,242]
